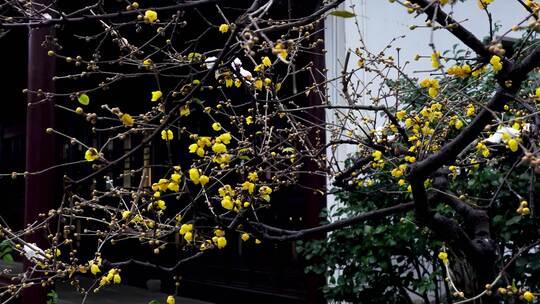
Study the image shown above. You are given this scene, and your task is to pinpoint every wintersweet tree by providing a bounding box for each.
[0,0,539,303]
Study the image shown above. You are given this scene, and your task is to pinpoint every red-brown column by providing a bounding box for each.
[22,22,57,304]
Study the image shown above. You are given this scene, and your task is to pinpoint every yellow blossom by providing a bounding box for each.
[218,185,235,197]
[90,263,100,275]
[254,64,264,72]
[155,199,167,210]
[120,113,134,127]
[199,175,209,186]
[419,78,440,98]
[132,214,142,223]
[260,186,272,195]
[447,64,471,78]
[225,77,233,88]
[242,181,255,194]
[241,233,250,241]
[476,142,490,157]
[212,143,227,154]
[180,105,190,116]
[99,276,109,286]
[259,185,272,202]
[490,55,502,72]
[221,196,233,210]
[466,104,475,117]
[152,178,169,192]
[472,65,488,77]
[246,116,253,125]
[144,10,158,23]
[171,173,181,182]
[213,153,231,165]
[216,236,227,249]
[277,49,288,61]
[218,23,229,33]
[234,79,242,88]
[214,229,225,237]
[197,136,212,147]
[477,0,494,9]
[428,87,438,98]
[372,150,382,161]
[216,133,231,144]
[212,122,222,131]
[189,168,201,184]
[405,156,416,163]
[438,251,449,264]
[391,168,404,178]
[248,171,258,182]
[461,64,472,74]
[254,79,263,90]
[405,118,414,128]
[396,110,406,120]
[419,78,431,88]
[431,51,441,69]
[507,138,519,152]
[184,232,193,242]
[195,147,205,158]
[262,56,272,67]
[167,182,179,192]
[167,296,176,304]
[85,148,99,162]
[151,90,162,102]
[536,87,540,100]
[179,224,193,235]
[161,129,173,141]
[113,274,121,284]
[523,291,535,302]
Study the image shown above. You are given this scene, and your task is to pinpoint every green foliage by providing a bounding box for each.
[298,162,443,303]
[77,93,90,106]
[46,290,58,304]
[0,240,13,263]
[299,203,439,301]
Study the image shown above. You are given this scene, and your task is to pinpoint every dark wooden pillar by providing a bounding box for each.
[22,22,56,304]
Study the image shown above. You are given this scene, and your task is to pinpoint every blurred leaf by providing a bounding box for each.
[2,254,13,263]
[329,10,356,18]
[282,147,295,153]
[506,216,521,226]
[77,93,90,105]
